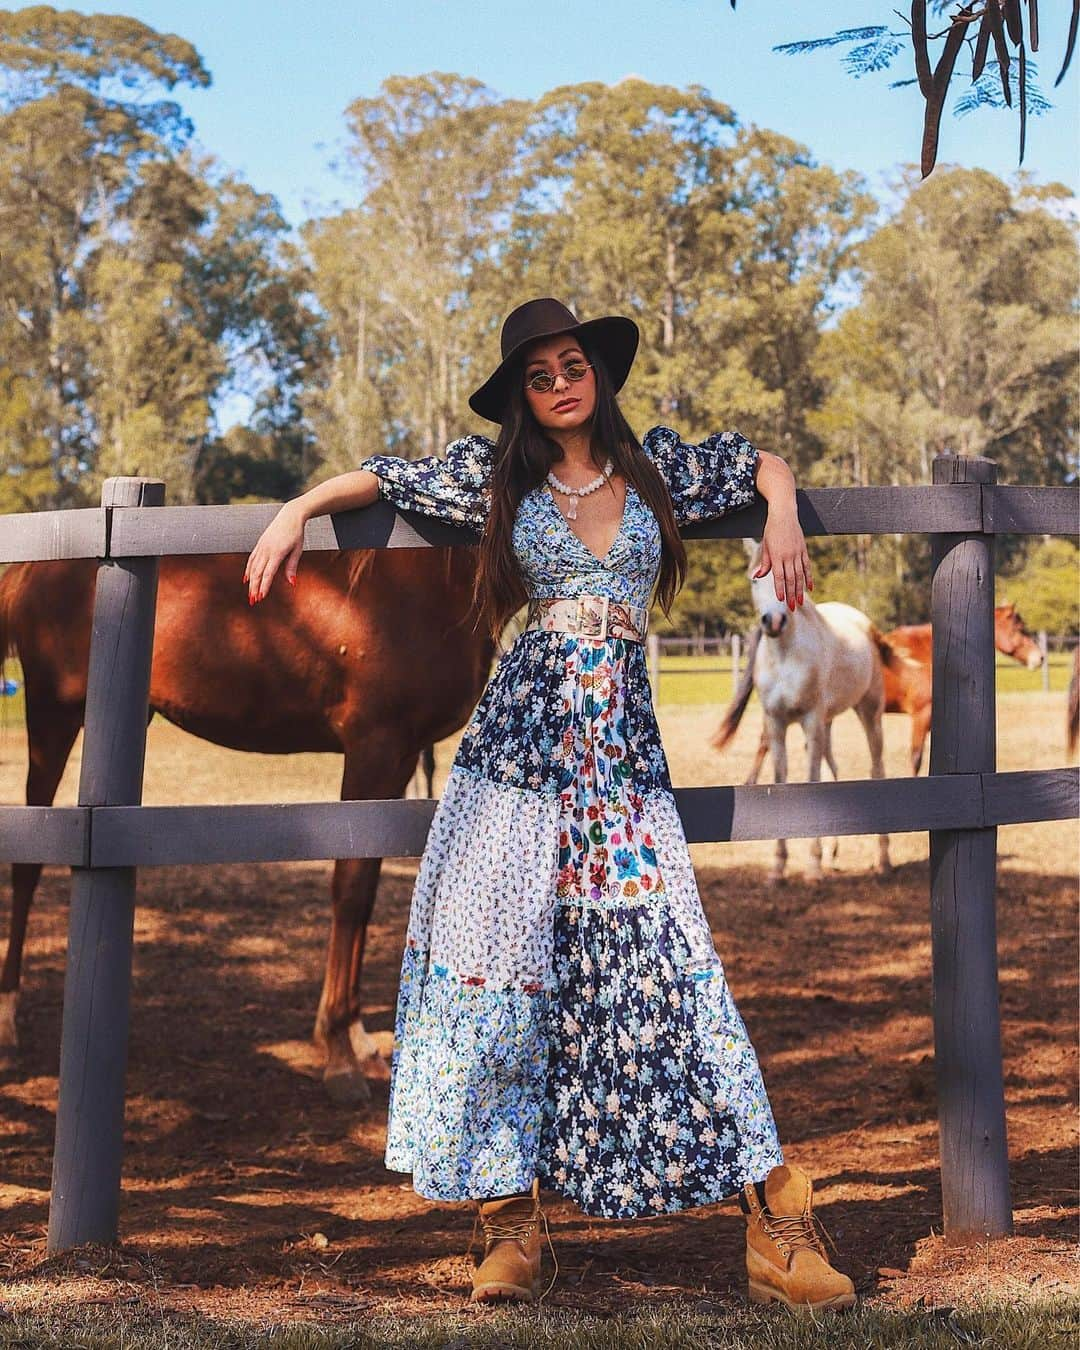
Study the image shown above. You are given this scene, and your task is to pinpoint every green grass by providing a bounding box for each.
[1,1299,1077,1349]
[653,650,1076,707]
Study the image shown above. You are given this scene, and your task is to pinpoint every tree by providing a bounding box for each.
[811,166,1077,482]
[0,9,314,506]
[999,536,1080,634]
[301,74,528,477]
[734,0,1077,176]
[803,165,1078,622]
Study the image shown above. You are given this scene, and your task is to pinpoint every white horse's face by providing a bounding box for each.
[744,537,790,638]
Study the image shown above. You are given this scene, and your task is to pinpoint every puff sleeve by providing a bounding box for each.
[641,425,760,525]
[358,433,496,532]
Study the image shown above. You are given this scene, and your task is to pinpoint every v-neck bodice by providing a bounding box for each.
[542,480,630,567]
[359,424,761,615]
[512,480,662,610]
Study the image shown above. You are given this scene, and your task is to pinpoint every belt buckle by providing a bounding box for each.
[576,594,609,639]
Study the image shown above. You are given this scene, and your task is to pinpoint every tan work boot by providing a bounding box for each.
[743,1164,856,1312]
[469,1179,550,1304]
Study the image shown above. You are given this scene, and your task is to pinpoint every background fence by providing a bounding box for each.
[1,454,1076,1256]
[645,631,1078,700]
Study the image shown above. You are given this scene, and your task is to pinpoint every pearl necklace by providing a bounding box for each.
[546,457,614,520]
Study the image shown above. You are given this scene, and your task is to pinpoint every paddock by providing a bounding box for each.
[0,692,1075,1323]
[0,461,1077,1331]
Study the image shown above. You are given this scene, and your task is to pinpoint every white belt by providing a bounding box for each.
[523,594,649,643]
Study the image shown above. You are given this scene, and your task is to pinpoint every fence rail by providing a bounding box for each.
[3,459,1077,1256]
[10,767,1076,868]
[6,483,1078,563]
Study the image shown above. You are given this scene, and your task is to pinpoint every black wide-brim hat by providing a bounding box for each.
[468,297,639,424]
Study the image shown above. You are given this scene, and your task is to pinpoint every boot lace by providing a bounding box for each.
[468,1202,560,1302]
[761,1206,839,1260]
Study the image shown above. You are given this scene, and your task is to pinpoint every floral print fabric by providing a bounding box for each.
[362,425,783,1218]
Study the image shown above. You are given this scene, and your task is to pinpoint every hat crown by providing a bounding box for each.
[468,296,638,423]
[500,298,581,359]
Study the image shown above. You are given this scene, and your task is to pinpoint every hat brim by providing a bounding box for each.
[468,315,639,424]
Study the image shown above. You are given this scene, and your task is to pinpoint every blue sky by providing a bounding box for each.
[58,0,1079,228]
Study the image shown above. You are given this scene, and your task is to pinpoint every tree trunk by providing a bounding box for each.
[660,232,677,417]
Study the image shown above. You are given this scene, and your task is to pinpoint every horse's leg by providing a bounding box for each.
[314,854,388,1105]
[822,720,841,868]
[802,712,826,884]
[0,696,84,1061]
[765,715,789,883]
[910,704,930,776]
[745,724,770,786]
[314,735,419,1104]
[855,694,892,875]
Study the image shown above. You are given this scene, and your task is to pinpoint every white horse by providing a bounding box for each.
[712,539,906,883]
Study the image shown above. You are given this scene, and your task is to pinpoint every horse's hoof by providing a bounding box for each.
[323,1066,373,1106]
[358,1051,391,1083]
[0,992,17,1061]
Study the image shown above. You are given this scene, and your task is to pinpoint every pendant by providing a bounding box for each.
[566,496,578,520]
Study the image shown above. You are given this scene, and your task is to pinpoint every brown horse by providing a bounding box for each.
[738,603,1043,780]
[0,546,494,1102]
[880,602,1042,774]
[1068,644,1079,757]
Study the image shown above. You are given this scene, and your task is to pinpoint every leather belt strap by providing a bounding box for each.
[523,594,649,643]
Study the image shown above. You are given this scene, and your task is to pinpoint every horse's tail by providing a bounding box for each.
[870,624,919,677]
[0,564,27,670]
[711,625,761,753]
[0,564,30,742]
[1067,647,1079,756]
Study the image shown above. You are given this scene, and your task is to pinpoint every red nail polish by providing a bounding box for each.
[287,575,296,587]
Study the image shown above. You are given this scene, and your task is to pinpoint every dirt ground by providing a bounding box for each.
[0,691,1076,1324]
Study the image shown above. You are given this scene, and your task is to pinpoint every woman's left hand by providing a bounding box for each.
[754,505,813,610]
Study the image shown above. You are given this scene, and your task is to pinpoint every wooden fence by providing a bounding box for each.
[3,455,1077,1255]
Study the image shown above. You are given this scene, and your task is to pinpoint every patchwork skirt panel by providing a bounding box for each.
[384,630,783,1219]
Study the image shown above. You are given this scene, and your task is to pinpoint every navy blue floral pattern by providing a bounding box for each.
[361,424,784,1217]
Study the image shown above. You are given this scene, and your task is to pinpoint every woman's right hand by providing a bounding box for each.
[243,501,307,605]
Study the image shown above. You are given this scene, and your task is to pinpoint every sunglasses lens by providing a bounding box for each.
[527,363,590,392]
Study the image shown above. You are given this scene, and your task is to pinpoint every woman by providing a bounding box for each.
[244,298,856,1312]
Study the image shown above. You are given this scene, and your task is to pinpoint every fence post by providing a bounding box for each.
[1038,630,1049,692]
[47,477,164,1252]
[929,453,1012,1243]
[647,632,660,696]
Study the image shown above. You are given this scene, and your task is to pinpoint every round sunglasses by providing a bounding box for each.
[524,361,593,394]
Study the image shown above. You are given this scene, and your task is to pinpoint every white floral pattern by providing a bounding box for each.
[363,425,785,1217]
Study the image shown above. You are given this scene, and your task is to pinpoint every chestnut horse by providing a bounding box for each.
[880,603,1042,774]
[0,546,494,1102]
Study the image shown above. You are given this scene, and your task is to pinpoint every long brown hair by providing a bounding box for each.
[470,337,687,643]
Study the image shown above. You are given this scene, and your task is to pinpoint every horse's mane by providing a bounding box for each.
[343,549,377,599]
[342,545,461,601]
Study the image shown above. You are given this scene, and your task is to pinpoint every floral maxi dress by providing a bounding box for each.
[358,425,784,1220]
